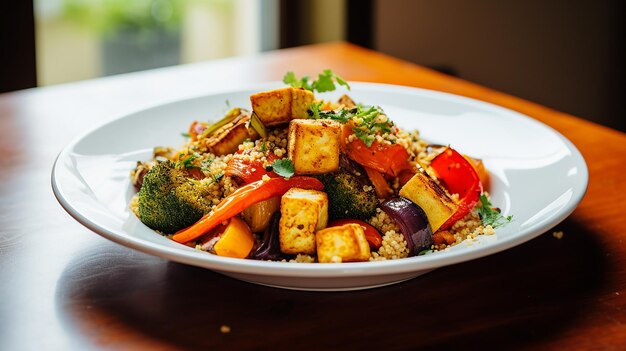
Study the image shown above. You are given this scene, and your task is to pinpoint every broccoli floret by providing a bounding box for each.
[317,171,377,220]
[137,160,215,233]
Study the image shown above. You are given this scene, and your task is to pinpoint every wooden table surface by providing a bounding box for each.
[1,42,625,350]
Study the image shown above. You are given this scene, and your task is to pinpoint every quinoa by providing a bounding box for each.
[132,87,508,263]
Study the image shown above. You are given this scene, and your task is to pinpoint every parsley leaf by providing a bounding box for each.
[284,69,350,93]
[477,194,513,228]
[272,159,295,178]
[181,132,191,138]
[353,128,375,147]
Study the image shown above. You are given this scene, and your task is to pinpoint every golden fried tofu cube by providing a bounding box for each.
[288,119,341,175]
[291,88,315,118]
[316,224,371,263]
[250,87,315,126]
[204,113,258,156]
[399,170,459,232]
[279,188,328,255]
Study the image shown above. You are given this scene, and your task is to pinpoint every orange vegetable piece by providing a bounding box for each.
[364,166,393,199]
[463,155,490,190]
[213,217,255,259]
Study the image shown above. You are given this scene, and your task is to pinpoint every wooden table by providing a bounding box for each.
[1,42,624,350]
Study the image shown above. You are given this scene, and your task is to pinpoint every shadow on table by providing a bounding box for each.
[56,218,608,350]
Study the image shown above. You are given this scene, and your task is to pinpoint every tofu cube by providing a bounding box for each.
[288,119,341,174]
[316,224,371,263]
[399,170,459,232]
[291,88,315,118]
[250,87,315,126]
[279,188,328,255]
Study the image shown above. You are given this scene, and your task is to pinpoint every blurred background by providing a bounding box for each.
[1,0,624,131]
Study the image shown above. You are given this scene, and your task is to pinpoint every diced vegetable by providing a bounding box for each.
[399,170,458,232]
[380,197,433,256]
[463,155,490,190]
[172,176,324,244]
[241,196,281,232]
[249,112,268,138]
[201,108,242,137]
[430,147,482,230]
[248,212,283,261]
[364,166,393,199]
[213,217,255,259]
[203,110,259,156]
[316,170,378,220]
[224,153,278,184]
[341,122,411,176]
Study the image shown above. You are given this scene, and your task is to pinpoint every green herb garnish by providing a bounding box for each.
[213,172,224,183]
[477,194,513,228]
[272,159,295,178]
[418,249,433,256]
[181,132,190,138]
[176,154,199,169]
[283,69,350,93]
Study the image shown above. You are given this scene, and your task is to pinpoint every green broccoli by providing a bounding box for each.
[317,171,378,220]
[137,160,215,233]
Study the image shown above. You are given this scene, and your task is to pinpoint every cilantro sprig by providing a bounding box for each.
[477,194,513,228]
[272,159,295,178]
[308,103,392,147]
[283,69,350,93]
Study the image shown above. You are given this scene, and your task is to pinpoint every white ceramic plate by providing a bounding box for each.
[52,82,588,291]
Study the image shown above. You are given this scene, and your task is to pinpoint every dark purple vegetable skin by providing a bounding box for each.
[248,212,283,261]
[380,197,433,256]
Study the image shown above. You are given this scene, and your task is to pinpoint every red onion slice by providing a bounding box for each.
[380,197,433,256]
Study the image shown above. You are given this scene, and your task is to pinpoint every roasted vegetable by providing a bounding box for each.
[430,147,482,230]
[137,161,214,233]
[201,109,259,156]
[248,212,284,261]
[399,169,458,232]
[172,176,324,244]
[316,170,377,220]
[380,197,433,256]
[213,217,255,259]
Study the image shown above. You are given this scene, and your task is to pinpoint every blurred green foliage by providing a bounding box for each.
[63,0,183,35]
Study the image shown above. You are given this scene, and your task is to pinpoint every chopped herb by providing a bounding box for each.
[272,159,295,178]
[477,194,513,228]
[283,69,350,93]
[353,128,375,147]
[200,157,214,172]
[259,142,267,152]
[213,173,224,183]
[418,249,433,256]
[176,154,199,169]
[181,132,190,138]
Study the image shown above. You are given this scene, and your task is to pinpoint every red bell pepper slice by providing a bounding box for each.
[172,176,324,244]
[430,147,483,230]
[342,123,411,177]
[328,219,383,250]
[224,153,278,184]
